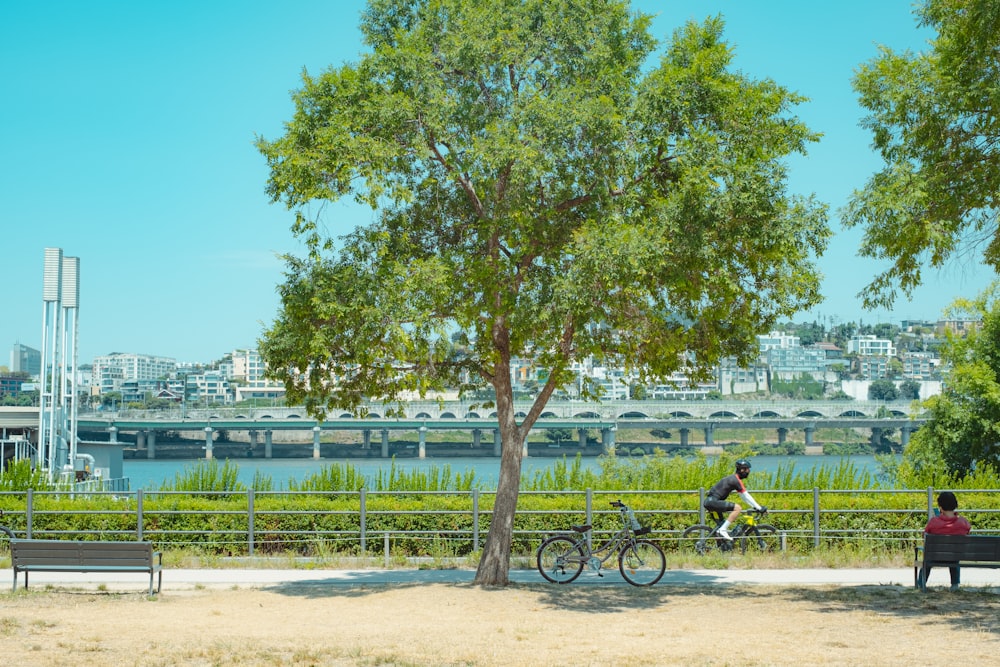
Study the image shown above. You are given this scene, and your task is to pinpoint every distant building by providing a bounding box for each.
[766,346,830,380]
[812,341,843,360]
[10,343,41,377]
[187,370,232,404]
[936,318,981,337]
[901,351,936,380]
[847,334,896,357]
[91,352,177,394]
[757,331,800,352]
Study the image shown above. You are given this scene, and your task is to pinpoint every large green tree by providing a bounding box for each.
[844,0,1000,308]
[257,0,829,586]
[904,285,1000,479]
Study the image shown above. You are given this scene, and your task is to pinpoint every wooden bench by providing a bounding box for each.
[6,534,163,595]
[914,533,1000,590]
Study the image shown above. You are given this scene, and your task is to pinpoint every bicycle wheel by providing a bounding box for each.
[681,524,729,555]
[619,539,666,586]
[536,535,586,584]
[738,524,779,554]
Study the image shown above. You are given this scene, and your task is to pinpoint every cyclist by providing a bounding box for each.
[704,459,766,540]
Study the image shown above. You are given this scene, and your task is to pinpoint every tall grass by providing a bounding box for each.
[159,459,245,493]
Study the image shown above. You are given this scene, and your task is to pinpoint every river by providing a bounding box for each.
[123,454,889,490]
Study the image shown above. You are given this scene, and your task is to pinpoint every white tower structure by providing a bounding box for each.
[37,248,80,479]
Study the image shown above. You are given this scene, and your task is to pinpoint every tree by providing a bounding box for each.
[905,284,1000,478]
[898,379,922,400]
[844,0,1000,309]
[544,428,574,446]
[256,0,829,586]
[868,379,899,401]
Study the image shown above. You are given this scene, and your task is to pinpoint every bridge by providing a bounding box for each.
[3,401,925,461]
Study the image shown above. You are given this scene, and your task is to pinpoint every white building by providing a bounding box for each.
[92,352,177,394]
[847,335,896,357]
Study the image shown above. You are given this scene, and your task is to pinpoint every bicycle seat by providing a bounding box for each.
[570,524,591,533]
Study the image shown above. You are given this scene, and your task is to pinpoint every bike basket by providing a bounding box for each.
[634,526,651,536]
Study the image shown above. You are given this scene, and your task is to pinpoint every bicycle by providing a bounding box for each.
[681,508,778,555]
[535,500,666,586]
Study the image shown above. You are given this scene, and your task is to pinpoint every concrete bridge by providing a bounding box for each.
[118,399,916,421]
[4,401,926,461]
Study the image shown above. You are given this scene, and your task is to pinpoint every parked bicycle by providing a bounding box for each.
[535,500,666,586]
[681,507,778,555]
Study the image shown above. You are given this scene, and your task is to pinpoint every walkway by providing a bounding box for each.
[6,567,998,592]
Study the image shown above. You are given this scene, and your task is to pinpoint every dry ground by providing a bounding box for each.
[1,582,998,666]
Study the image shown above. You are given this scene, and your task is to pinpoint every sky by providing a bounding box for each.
[2,0,994,367]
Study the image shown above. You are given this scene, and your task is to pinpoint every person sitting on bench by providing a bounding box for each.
[921,491,972,591]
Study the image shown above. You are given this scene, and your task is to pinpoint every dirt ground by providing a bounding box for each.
[1,582,998,666]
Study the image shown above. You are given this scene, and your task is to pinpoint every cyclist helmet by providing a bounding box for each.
[735,459,751,479]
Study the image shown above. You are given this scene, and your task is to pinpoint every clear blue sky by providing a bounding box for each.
[2,0,993,366]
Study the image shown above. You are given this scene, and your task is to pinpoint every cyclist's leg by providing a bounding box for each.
[705,499,737,540]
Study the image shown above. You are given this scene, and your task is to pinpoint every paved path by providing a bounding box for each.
[6,566,999,593]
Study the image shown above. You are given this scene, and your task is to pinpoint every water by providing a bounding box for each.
[123,454,888,490]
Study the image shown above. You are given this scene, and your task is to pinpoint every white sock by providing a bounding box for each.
[720,520,731,531]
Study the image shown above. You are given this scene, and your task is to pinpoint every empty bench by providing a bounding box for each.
[914,533,1000,589]
[6,535,163,595]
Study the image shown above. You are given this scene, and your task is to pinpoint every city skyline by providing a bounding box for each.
[3,1,994,364]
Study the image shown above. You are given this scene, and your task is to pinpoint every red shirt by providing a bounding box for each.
[924,513,971,535]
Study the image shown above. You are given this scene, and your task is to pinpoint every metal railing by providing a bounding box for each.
[1,487,997,557]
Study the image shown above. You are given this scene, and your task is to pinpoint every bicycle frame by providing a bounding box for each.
[557,503,641,567]
[536,499,666,586]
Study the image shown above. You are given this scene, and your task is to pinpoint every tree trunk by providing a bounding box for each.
[473,368,524,587]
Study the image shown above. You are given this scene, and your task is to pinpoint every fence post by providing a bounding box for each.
[247,488,255,557]
[384,532,390,568]
[698,488,705,524]
[137,489,144,541]
[926,487,935,521]
[472,489,480,550]
[360,488,367,555]
[26,488,33,538]
[585,488,593,552]
[813,487,820,548]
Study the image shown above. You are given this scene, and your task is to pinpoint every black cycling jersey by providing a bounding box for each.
[706,473,746,500]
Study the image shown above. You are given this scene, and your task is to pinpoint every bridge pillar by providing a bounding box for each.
[870,427,882,448]
[312,426,321,459]
[147,430,156,460]
[602,427,617,455]
[777,428,787,446]
[679,428,689,447]
[804,426,815,447]
[136,430,146,452]
[381,429,389,458]
[578,428,587,448]
[248,430,258,457]
[493,429,501,457]
[264,430,273,459]
[900,425,912,447]
[109,426,118,443]
[418,426,427,459]
[703,424,714,447]
[363,429,371,450]
[472,429,481,449]
[204,427,213,460]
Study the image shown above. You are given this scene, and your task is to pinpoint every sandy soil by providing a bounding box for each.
[1,582,998,667]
